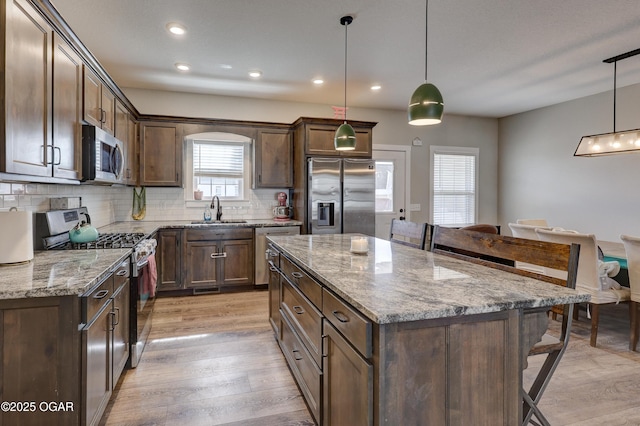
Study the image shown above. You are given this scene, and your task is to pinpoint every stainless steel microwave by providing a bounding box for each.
[82,125,124,184]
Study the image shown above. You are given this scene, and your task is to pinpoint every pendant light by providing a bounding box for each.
[575,48,640,156]
[335,15,357,151]
[408,0,444,126]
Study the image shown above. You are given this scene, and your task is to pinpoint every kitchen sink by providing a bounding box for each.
[191,220,248,224]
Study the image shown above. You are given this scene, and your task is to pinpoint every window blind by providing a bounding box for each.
[433,153,476,225]
[193,141,244,177]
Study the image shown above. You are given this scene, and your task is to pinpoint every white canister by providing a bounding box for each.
[0,208,34,264]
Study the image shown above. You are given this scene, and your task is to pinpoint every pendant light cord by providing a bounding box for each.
[613,61,617,133]
[424,0,429,82]
[343,17,349,123]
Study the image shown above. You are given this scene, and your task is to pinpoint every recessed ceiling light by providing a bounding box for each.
[166,23,187,36]
[175,63,190,71]
[371,84,382,91]
[220,64,233,70]
[249,70,262,78]
[313,78,324,85]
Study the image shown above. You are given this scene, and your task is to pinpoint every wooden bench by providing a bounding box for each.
[430,225,580,426]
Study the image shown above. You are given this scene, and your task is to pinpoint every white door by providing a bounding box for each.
[372,146,410,240]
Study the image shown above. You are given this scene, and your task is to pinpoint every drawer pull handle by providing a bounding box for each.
[210,252,227,259]
[332,310,350,323]
[293,305,305,315]
[292,349,303,361]
[291,271,303,279]
[269,266,278,272]
[93,290,109,299]
[116,269,128,276]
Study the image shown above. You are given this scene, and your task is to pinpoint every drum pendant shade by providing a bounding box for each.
[408,83,444,125]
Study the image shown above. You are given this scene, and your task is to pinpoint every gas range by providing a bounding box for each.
[34,207,148,251]
[46,232,147,250]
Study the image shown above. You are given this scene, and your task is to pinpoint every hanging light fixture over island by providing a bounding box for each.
[408,0,444,126]
[334,15,357,151]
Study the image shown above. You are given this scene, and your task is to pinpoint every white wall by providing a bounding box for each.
[126,88,500,225]
[499,82,640,241]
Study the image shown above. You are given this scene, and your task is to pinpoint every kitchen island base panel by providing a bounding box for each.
[374,309,521,425]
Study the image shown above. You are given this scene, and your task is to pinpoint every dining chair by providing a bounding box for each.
[460,223,499,234]
[620,234,640,351]
[517,219,549,227]
[389,219,428,249]
[430,225,580,426]
[536,228,630,347]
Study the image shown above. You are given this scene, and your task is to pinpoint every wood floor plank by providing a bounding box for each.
[102,291,640,426]
[100,291,313,426]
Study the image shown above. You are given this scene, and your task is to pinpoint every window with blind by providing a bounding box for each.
[192,139,248,200]
[430,146,479,226]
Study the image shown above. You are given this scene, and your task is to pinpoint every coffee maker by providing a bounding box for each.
[273,191,292,221]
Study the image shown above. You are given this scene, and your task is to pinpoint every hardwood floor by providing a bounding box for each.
[525,303,640,425]
[100,291,314,426]
[101,292,640,426]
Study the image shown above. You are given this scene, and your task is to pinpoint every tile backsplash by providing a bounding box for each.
[0,182,289,228]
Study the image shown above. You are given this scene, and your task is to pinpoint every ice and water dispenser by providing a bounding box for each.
[317,202,335,227]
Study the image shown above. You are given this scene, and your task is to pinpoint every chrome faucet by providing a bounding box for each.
[211,195,222,221]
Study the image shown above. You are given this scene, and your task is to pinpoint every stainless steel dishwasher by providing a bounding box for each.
[255,226,300,285]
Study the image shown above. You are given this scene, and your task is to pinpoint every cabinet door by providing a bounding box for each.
[185,241,220,288]
[83,301,112,426]
[82,66,102,128]
[3,0,52,176]
[221,238,254,286]
[306,124,372,158]
[268,263,282,338]
[322,320,373,426]
[111,281,130,387]
[140,122,182,187]
[101,86,116,136]
[0,297,79,426]
[125,115,138,185]
[157,230,182,290]
[52,32,82,180]
[114,99,128,142]
[254,129,293,188]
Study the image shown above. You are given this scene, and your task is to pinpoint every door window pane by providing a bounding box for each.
[375,161,394,212]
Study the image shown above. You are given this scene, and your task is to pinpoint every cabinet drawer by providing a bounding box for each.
[280,255,322,308]
[185,227,253,241]
[113,260,130,290]
[82,275,113,324]
[280,312,321,423]
[323,289,372,358]
[281,279,323,366]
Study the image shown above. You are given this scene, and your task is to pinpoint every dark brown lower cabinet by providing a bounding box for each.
[183,228,254,291]
[322,320,373,426]
[275,252,521,426]
[157,229,182,291]
[0,296,79,426]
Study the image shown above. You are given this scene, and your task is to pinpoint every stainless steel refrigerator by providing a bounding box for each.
[307,157,375,236]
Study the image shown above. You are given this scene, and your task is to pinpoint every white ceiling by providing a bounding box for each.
[51,0,640,118]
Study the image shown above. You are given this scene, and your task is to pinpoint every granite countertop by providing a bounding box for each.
[0,219,302,301]
[267,233,591,324]
[98,219,303,235]
[0,249,131,300]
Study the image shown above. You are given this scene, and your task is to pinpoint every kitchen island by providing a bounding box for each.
[267,233,590,425]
